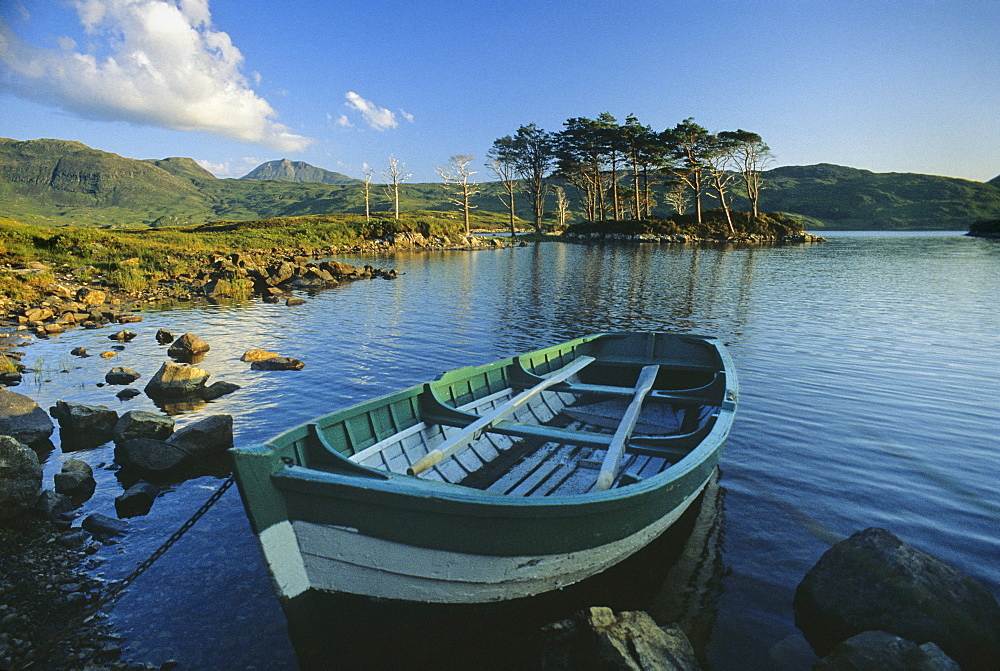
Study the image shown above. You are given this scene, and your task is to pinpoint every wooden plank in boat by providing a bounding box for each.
[486,442,565,495]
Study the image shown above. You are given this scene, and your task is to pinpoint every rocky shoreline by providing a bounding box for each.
[561,231,828,244]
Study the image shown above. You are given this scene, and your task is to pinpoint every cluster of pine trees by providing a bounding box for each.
[487,115,772,235]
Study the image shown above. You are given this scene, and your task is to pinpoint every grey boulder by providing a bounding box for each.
[0,435,42,520]
[794,527,1000,671]
[0,389,54,445]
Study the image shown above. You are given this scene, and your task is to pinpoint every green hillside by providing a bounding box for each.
[1,138,998,231]
[756,164,1000,230]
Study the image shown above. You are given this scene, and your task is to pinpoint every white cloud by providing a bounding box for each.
[194,158,229,175]
[195,155,264,177]
[343,91,398,131]
[335,114,353,128]
[0,0,312,152]
[399,109,414,123]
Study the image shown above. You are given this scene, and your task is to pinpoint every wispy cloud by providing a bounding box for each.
[0,0,312,152]
[343,91,401,131]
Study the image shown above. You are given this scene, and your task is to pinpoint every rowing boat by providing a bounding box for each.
[231,331,738,604]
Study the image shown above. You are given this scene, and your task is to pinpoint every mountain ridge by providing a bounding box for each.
[1,137,998,230]
[240,158,358,184]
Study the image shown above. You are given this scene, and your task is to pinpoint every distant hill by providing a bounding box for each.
[756,164,1000,230]
[241,159,358,185]
[1,138,999,230]
[989,174,1000,188]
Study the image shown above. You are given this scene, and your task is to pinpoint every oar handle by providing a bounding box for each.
[407,450,444,476]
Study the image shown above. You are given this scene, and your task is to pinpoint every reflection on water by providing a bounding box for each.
[17,233,1000,669]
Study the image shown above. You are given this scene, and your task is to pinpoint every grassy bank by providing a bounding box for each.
[0,211,496,303]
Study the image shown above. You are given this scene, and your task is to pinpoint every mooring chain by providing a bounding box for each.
[18,474,237,670]
[106,474,236,598]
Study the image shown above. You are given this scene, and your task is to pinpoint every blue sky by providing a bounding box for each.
[1,0,998,183]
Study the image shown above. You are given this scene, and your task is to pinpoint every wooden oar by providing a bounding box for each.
[407,356,596,476]
[595,365,660,491]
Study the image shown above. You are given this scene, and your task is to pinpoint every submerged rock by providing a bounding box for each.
[81,512,128,538]
[815,630,960,671]
[201,380,240,400]
[540,607,700,671]
[794,527,1000,671]
[251,356,304,371]
[0,389,55,445]
[0,435,42,520]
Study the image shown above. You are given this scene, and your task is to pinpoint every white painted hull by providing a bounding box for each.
[258,476,710,604]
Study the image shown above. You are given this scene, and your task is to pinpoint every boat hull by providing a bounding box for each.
[260,469,713,603]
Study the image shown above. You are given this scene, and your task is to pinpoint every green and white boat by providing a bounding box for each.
[231,332,738,605]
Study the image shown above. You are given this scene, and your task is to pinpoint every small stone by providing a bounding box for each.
[155,328,175,344]
[201,381,240,400]
[285,297,307,306]
[100,351,116,359]
[240,349,279,362]
[108,329,136,342]
[81,512,128,537]
[115,481,160,517]
[53,458,96,501]
[70,347,89,357]
[167,333,210,358]
[250,356,304,371]
[105,366,141,385]
[76,287,106,305]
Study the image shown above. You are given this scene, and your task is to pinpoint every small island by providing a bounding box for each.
[968,218,1000,238]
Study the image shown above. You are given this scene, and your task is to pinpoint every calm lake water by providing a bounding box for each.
[22,231,1000,669]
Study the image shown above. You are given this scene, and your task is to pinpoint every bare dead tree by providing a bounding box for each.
[554,185,570,229]
[382,156,411,220]
[719,130,773,217]
[665,181,688,215]
[362,167,375,221]
[436,154,480,236]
